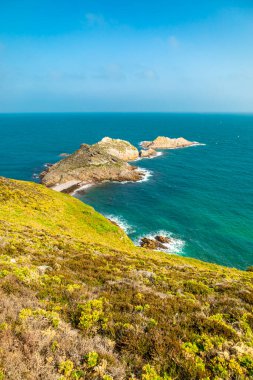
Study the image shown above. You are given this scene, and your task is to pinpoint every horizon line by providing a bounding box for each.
[1,111,253,115]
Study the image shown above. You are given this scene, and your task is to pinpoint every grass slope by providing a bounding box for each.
[0,177,252,380]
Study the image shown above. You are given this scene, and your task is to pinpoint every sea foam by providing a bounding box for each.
[133,151,163,162]
[72,183,94,196]
[149,151,163,158]
[137,168,153,182]
[104,214,135,234]
[136,230,185,255]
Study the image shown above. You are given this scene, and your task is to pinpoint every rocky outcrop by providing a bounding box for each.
[155,235,171,244]
[40,143,143,193]
[96,137,139,161]
[140,236,171,250]
[141,136,197,149]
[139,148,157,158]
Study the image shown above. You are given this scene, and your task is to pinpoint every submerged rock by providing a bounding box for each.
[141,136,197,149]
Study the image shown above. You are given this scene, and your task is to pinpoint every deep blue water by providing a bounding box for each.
[0,113,253,270]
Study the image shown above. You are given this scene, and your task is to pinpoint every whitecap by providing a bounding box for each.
[104,214,135,234]
[136,230,185,255]
[133,151,163,162]
[192,142,206,147]
[136,168,153,182]
[148,151,163,159]
[72,183,94,196]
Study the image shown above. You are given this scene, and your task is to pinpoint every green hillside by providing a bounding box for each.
[0,177,252,380]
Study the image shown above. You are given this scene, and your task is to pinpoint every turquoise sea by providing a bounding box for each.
[0,113,253,270]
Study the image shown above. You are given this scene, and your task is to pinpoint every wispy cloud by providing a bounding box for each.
[49,71,86,81]
[85,13,107,28]
[135,68,159,80]
[94,64,126,81]
[168,35,179,48]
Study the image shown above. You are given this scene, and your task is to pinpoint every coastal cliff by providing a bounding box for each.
[0,176,252,380]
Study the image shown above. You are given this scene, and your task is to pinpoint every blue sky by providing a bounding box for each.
[0,0,253,112]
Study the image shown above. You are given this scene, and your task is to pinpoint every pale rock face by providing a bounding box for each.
[96,137,139,161]
[141,136,196,149]
[139,148,157,158]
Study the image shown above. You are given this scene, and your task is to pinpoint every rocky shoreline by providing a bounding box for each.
[40,135,201,193]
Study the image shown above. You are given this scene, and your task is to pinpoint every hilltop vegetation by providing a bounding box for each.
[0,177,252,380]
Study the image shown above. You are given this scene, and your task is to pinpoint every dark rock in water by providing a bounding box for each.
[155,235,171,244]
[140,237,167,250]
[140,238,157,249]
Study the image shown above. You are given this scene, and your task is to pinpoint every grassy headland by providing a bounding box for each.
[0,177,252,379]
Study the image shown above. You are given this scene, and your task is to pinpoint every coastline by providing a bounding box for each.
[2,113,252,270]
[43,136,203,195]
[67,167,153,195]
[43,135,203,258]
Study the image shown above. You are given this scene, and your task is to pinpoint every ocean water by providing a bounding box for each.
[0,113,253,270]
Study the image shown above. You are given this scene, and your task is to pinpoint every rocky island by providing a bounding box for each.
[40,138,143,193]
[141,136,199,149]
[40,136,202,193]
